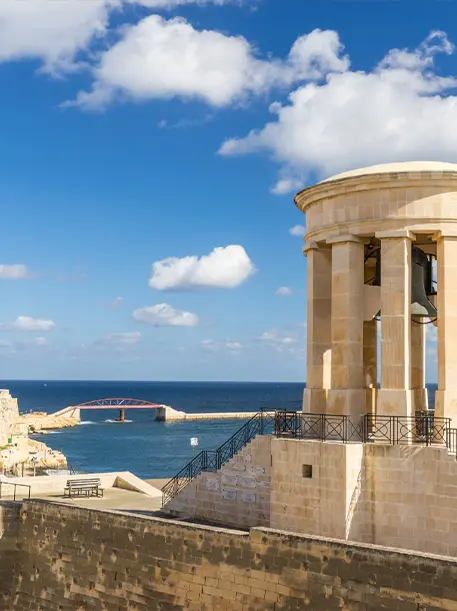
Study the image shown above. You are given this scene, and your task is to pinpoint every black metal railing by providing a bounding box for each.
[162,409,457,507]
[162,411,275,505]
[0,481,31,501]
[364,414,450,446]
[448,428,457,455]
[274,411,364,442]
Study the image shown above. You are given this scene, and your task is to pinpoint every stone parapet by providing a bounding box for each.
[3,498,457,609]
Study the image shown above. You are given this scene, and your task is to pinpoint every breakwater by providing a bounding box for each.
[155,405,275,421]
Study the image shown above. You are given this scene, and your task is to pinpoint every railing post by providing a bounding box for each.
[217,450,221,470]
[320,414,325,441]
[260,412,264,436]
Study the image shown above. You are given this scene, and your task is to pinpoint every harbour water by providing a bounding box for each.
[2,380,438,480]
[3,381,302,479]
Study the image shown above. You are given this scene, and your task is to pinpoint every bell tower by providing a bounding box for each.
[295,161,457,424]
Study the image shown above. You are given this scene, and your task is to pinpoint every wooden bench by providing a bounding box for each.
[64,478,104,499]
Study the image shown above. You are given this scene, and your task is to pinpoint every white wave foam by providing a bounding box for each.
[79,421,96,425]
[104,419,133,423]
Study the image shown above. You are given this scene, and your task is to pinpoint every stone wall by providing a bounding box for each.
[0,502,20,608]
[270,438,364,541]
[269,438,457,557]
[166,435,457,557]
[0,390,19,446]
[166,435,271,528]
[3,499,457,610]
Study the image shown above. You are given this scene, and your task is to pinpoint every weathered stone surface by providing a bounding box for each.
[2,499,457,610]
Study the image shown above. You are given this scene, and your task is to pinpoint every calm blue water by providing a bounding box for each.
[2,380,438,479]
[2,381,303,479]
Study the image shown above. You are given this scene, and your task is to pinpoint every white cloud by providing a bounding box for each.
[0,0,117,72]
[103,296,124,308]
[0,316,55,332]
[149,245,255,291]
[271,177,303,195]
[95,331,141,348]
[258,329,298,345]
[31,337,49,347]
[0,0,249,73]
[219,31,457,189]
[68,20,348,109]
[289,225,305,237]
[275,286,292,296]
[133,303,199,326]
[136,0,244,6]
[0,265,31,279]
[201,339,242,352]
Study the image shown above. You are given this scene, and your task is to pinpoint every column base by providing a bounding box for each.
[326,389,366,418]
[412,388,429,413]
[302,388,327,413]
[435,390,457,426]
[376,389,415,418]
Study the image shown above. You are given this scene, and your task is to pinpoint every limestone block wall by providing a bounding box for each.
[166,435,271,528]
[269,438,457,557]
[0,391,19,446]
[0,502,20,608]
[4,499,457,610]
[165,435,457,557]
[269,438,364,540]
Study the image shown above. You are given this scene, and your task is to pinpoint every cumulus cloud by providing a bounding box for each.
[219,31,457,191]
[0,0,249,73]
[149,245,256,291]
[0,0,117,72]
[275,286,292,296]
[201,339,242,352]
[0,264,31,279]
[133,303,199,326]
[95,331,141,348]
[289,225,305,236]
[0,316,55,332]
[67,21,348,109]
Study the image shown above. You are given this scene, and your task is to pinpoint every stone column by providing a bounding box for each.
[375,230,415,417]
[363,263,378,415]
[326,235,366,417]
[435,234,457,424]
[411,321,428,412]
[302,242,332,413]
[364,320,378,415]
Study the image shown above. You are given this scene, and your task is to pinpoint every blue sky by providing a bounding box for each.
[0,0,449,381]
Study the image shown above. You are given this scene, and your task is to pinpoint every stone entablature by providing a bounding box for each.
[295,163,457,243]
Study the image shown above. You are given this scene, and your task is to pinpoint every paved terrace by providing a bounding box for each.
[0,474,170,517]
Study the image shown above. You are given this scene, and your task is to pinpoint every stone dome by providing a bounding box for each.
[319,161,457,184]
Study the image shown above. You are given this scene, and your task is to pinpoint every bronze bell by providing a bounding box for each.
[411,246,437,319]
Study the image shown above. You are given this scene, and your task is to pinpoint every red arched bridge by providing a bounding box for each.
[55,398,163,422]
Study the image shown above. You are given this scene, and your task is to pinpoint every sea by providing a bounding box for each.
[2,380,439,480]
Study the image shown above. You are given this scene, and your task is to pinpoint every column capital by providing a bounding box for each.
[434,230,457,241]
[303,241,318,257]
[375,229,415,241]
[303,241,331,256]
[326,234,363,246]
